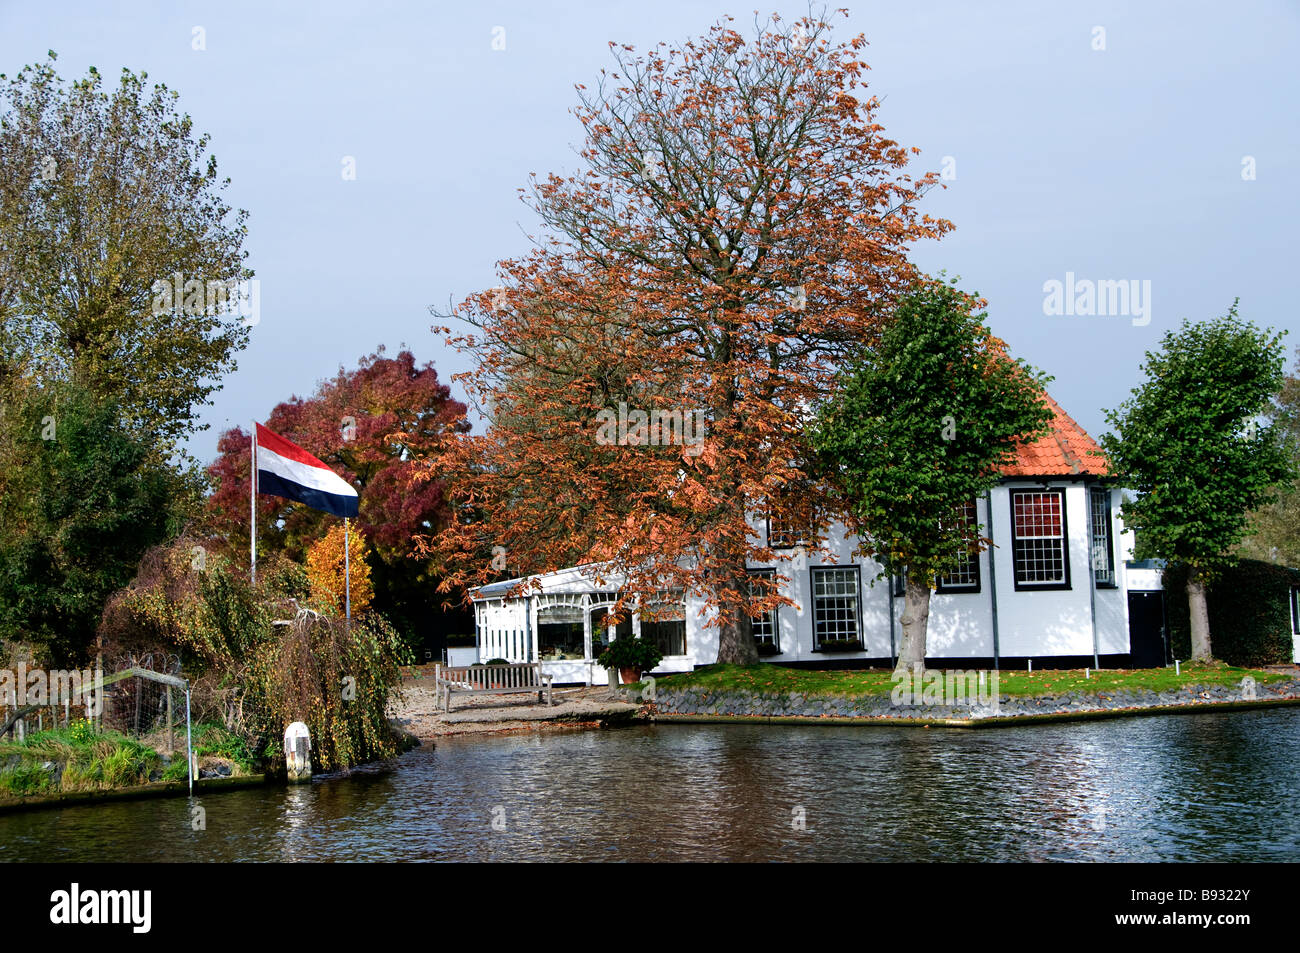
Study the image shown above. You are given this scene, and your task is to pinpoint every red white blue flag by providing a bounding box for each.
[255,423,359,518]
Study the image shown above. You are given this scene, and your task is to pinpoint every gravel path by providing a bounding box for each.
[391,680,642,739]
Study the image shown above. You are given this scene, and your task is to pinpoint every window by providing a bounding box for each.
[639,592,686,657]
[811,566,862,648]
[936,499,981,593]
[766,493,818,549]
[748,569,779,651]
[1010,489,1071,590]
[589,594,631,659]
[767,508,815,549]
[536,598,585,661]
[887,563,907,598]
[1089,486,1116,588]
[1291,586,1300,636]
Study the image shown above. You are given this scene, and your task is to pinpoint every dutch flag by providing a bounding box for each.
[255,422,359,518]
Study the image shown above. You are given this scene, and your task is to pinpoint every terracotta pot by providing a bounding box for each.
[619,666,643,684]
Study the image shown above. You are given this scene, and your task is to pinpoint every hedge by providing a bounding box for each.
[1163,559,1299,666]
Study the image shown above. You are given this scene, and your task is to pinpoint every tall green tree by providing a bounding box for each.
[0,380,185,664]
[1239,348,1300,565]
[1101,303,1288,661]
[810,278,1053,674]
[0,52,251,453]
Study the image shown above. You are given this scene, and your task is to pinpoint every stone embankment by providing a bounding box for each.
[644,676,1300,725]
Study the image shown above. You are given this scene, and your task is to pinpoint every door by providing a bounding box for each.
[1127,590,1167,668]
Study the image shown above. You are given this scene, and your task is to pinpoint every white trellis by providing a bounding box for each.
[474,597,531,663]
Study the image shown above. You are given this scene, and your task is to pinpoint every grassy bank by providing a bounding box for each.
[0,720,258,798]
[648,662,1288,699]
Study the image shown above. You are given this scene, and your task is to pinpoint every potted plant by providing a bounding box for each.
[597,637,664,684]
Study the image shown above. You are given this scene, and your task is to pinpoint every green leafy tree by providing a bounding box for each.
[1100,303,1288,660]
[0,380,185,663]
[1239,348,1300,565]
[0,52,251,453]
[810,279,1053,674]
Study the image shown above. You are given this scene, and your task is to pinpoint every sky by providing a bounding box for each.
[3,0,1297,464]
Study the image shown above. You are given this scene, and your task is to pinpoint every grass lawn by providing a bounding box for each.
[0,720,256,798]
[647,662,1288,699]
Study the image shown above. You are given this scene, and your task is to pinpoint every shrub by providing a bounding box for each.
[1164,559,1299,666]
[99,540,412,772]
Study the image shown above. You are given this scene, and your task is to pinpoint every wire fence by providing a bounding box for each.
[1,656,194,791]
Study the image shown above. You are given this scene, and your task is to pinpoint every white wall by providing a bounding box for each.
[475,480,1135,675]
[742,481,1130,663]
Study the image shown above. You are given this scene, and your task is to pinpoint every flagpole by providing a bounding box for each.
[250,422,257,586]
[344,517,351,622]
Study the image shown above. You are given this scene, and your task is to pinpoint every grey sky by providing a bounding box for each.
[3,0,1297,462]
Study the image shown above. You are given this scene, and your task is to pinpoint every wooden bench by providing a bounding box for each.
[433,662,554,713]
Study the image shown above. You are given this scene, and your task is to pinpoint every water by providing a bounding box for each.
[2,709,1298,862]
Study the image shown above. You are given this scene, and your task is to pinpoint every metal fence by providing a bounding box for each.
[1,661,195,792]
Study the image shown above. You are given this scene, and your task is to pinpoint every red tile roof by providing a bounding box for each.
[1000,391,1108,478]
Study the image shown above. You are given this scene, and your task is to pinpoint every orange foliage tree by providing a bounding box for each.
[306,522,374,617]
[424,12,952,663]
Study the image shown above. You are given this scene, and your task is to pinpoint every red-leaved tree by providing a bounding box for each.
[204,347,469,637]
[424,13,952,663]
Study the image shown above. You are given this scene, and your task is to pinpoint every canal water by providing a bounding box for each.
[2,709,1297,862]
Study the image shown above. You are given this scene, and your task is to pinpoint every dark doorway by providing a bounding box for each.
[1127,590,1168,668]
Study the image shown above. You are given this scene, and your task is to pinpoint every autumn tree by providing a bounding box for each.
[1101,304,1288,661]
[0,53,250,453]
[203,347,468,639]
[427,13,951,663]
[306,522,374,617]
[810,279,1053,675]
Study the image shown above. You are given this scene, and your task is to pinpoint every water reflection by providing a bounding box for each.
[1,709,1297,862]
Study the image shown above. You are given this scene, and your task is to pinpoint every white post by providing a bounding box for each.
[286,722,312,782]
[185,686,194,795]
[250,423,258,586]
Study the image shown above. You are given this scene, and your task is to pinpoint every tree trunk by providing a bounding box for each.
[1187,571,1213,661]
[894,574,931,676]
[715,566,760,665]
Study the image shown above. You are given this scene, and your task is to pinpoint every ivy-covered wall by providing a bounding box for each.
[1164,559,1299,666]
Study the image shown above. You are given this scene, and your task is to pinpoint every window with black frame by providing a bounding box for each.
[890,564,906,598]
[812,566,862,649]
[748,569,779,653]
[1010,488,1071,590]
[1089,486,1116,588]
[936,498,981,593]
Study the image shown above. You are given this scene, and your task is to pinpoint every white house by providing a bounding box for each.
[472,392,1138,684]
